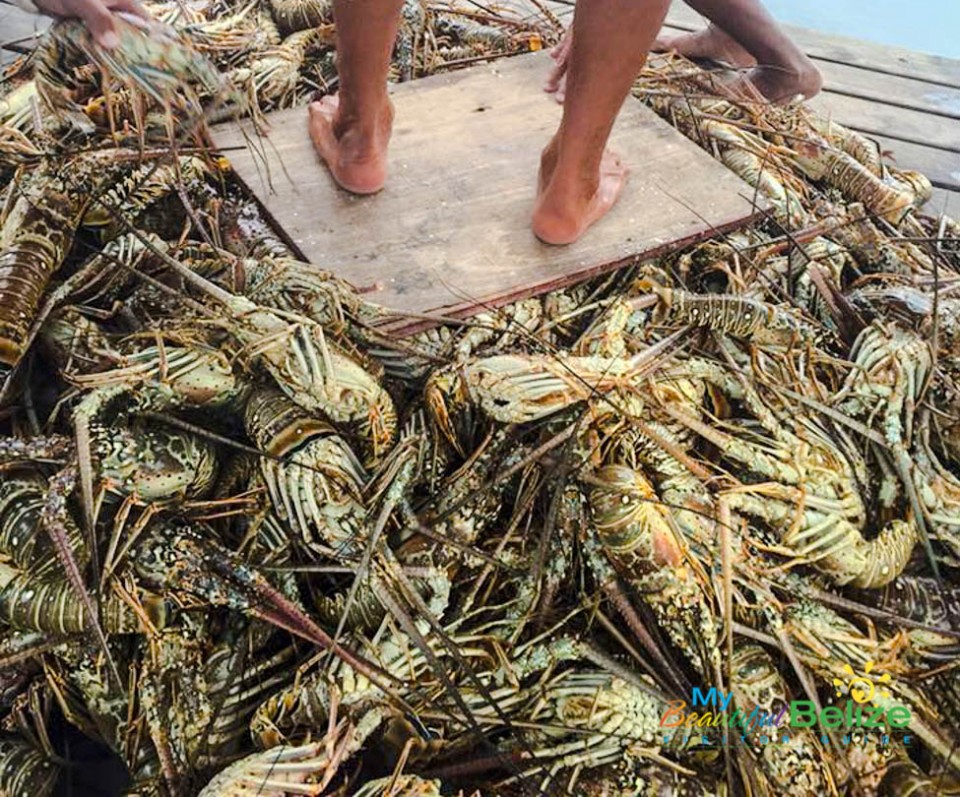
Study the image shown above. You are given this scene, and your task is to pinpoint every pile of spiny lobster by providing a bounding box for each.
[1,1,960,795]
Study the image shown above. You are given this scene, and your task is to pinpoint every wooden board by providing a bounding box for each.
[211,51,764,332]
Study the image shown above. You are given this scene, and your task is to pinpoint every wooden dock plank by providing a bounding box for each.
[808,93,960,153]
[809,64,960,120]
[927,188,959,216]
[0,2,48,64]
[869,136,960,193]
[211,51,764,330]
[660,21,960,121]
[664,3,960,87]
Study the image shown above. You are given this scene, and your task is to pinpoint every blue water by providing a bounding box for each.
[762,0,960,60]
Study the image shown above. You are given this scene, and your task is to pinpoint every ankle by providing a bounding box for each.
[541,140,601,196]
[335,94,394,134]
[549,165,600,206]
[752,55,823,100]
[537,175,599,229]
[795,58,823,94]
[763,45,820,81]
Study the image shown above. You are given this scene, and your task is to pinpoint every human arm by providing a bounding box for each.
[10,0,148,48]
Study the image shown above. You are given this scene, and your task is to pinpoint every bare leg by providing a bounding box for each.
[655,0,822,102]
[308,0,403,194]
[533,0,671,245]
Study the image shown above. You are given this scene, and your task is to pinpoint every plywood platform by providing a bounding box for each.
[211,51,764,333]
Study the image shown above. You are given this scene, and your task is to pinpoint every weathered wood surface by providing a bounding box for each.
[861,136,960,193]
[212,51,764,332]
[806,95,960,152]
[804,64,960,120]
[0,1,48,65]
[929,188,957,216]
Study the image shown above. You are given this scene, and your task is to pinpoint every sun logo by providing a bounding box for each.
[833,661,892,704]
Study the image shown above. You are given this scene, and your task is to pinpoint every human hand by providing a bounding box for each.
[31,0,149,48]
[544,27,572,104]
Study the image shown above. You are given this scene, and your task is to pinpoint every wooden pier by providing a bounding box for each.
[5,0,956,209]
[659,2,960,213]
[4,0,959,217]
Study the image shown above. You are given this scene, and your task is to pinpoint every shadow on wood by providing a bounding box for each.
[211,51,766,335]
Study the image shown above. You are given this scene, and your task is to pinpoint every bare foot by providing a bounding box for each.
[654,23,756,67]
[532,143,628,245]
[307,94,394,195]
[738,62,823,104]
[544,28,572,104]
[655,24,822,104]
